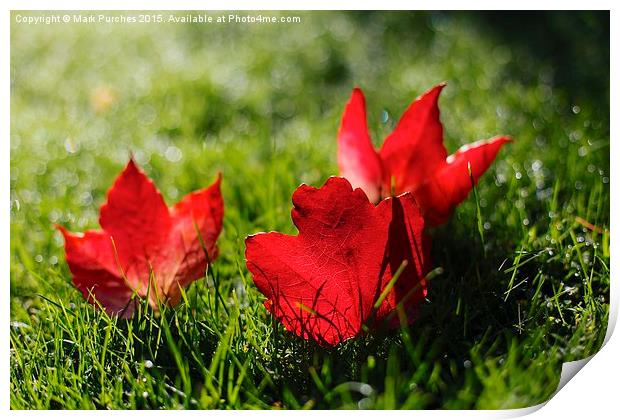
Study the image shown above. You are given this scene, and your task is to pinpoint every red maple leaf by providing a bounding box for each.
[245,177,430,346]
[338,83,511,225]
[57,159,223,317]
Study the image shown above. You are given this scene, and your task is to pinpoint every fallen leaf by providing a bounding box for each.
[338,83,511,225]
[58,159,223,316]
[245,177,430,346]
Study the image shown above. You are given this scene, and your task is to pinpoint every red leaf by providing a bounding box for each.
[337,83,510,225]
[380,83,448,196]
[337,88,384,204]
[413,136,512,225]
[245,177,430,346]
[58,159,223,316]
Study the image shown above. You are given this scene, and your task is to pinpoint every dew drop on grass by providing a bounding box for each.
[166,186,179,200]
[64,137,78,154]
[48,209,61,223]
[142,391,149,398]
[359,384,373,396]
[522,218,530,226]
[164,146,182,162]
[569,130,582,142]
[380,109,389,124]
[463,360,472,369]
[358,398,371,409]
[79,192,93,207]
[578,146,588,157]
[564,286,577,296]
[10,321,30,330]
[515,171,522,180]
[34,255,43,263]
[144,360,153,369]
[133,150,151,166]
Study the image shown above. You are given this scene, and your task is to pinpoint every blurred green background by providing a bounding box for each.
[11,11,609,409]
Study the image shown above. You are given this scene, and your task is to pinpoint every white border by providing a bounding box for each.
[4,2,616,418]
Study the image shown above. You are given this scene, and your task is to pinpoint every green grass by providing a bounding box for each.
[10,11,609,409]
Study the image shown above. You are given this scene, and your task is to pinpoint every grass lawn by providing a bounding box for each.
[10,11,610,409]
